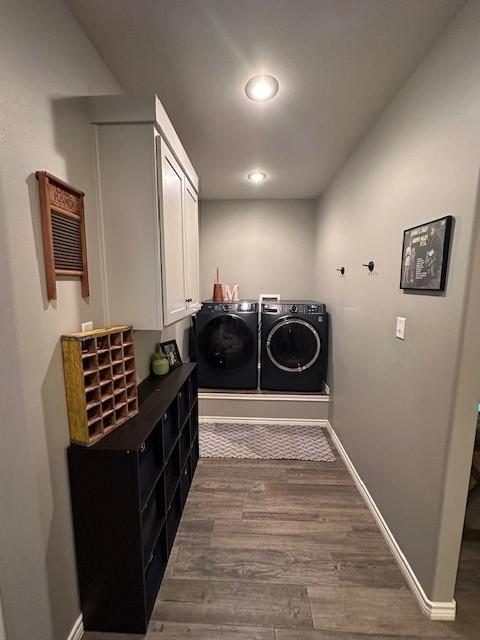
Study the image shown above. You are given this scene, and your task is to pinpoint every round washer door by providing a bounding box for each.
[267,318,321,372]
[199,314,255,370]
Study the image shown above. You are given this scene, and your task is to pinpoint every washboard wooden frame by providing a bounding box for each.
[36,171,90,300]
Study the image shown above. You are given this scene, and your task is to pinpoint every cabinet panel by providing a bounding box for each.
[184,181,200,312]
[158,140,188,326]
[95,124,163,330]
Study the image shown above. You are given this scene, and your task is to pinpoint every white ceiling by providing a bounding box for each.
[67,0,463,199]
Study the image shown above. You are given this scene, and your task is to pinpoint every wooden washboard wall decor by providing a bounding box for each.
[36,171,90,300]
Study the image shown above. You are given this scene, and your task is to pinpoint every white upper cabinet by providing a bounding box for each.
[89,95,200,330]
[183,180,200,313]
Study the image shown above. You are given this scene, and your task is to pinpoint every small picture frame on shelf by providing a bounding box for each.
[159,339,182,370]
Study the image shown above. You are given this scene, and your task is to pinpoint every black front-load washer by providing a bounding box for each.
[196,301,258,389]
[260,301,328,392]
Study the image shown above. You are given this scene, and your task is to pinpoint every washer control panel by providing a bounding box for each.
[201,302,258,313]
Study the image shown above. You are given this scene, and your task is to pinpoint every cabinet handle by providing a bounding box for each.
[140,443,146,454]
[185,298,192,303]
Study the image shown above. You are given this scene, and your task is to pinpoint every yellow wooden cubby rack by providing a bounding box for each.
[61,325,138,446]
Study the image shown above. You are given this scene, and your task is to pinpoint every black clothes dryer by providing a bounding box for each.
[196,301,258,389]
[260,301,328,392]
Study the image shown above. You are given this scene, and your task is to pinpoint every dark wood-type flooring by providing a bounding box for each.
[84,435,480,639]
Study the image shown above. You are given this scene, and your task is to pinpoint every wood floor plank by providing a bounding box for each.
[211,518,385,553]
[148,621,275,639]
[171,544,407,589]
[307,585,460,637]
[153,578,313,629]
[274,630,434,640]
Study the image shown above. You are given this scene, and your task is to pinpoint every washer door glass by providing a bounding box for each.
[199,314,255,370]
[267,318,321,372]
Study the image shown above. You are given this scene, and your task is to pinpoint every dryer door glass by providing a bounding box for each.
[199,315,255,370]
[267,319,321,372]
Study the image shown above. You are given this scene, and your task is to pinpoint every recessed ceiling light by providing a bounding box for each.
[247,171,268,183]
[245,75,279,102]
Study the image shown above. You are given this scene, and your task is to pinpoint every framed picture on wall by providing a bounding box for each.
[400,215,453,291]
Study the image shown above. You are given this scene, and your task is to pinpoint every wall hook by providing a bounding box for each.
[336,267,345,275]
[363,261,375,273]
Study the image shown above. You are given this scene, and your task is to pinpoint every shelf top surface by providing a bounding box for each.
[70,363,196,452]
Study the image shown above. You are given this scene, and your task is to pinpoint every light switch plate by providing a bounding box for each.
[81,321,93,332]
[396,317,406,340]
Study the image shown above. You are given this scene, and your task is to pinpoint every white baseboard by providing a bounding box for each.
[199,391,329,402]
[200,416,329,427]
[327,423,456,621]
[66,615,83,640]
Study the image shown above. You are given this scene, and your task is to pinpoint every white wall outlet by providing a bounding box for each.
[396,317,406,340]
[81,321,93,332]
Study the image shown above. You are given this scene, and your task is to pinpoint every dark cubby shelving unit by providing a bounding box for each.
[68,363,198,634]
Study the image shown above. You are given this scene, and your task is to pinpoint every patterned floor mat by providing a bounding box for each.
[199,422,335,462]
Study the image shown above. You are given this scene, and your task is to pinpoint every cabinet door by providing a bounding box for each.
[183,180,200,312]
[158,139,188,325]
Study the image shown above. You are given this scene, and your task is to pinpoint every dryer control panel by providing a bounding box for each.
[262,302,325,315]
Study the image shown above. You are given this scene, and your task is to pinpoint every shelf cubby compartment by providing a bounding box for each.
[122,328,133,345]
[127,384,137,400]
[126,371,136,387]
[145,527,168,620]
[114,403,128,424]
[190,433,199,474]
[102,396,114,414]
[139,422,163,505]
[123,343,134,359]
[166,485,182,553]
[124,357,136,374]
[100,365,113,384]
[110,331,122,347]
[95,335,110,352]
[180,463,191,509]
[178,384,189,427]
[102,411,115,431]
[189,403,198,443]
[85,387,100,409]
[162,402,178,461]
[110,345,124,364]
[114,389,127,408]
[112,361,125,380]
[80,337,95,355]
[142,474,165,561]
[128,398,138,415]
[165,442,180,506]
[88,417,103,440]
[98,349,111,369]
[100,381,114,401]
[84,371,100,392]
[187,371,198,411]
[180,426,190,467]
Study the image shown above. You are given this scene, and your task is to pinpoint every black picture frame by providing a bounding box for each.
[159,339,182,370]
[400,215,453,291]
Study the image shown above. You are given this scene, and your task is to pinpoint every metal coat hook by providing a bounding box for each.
[363,260,375,273]
[336,267,345,275]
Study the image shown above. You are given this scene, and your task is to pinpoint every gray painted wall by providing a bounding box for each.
[0,4,195,638]
[0,2,121,639]
[199,199,316,301]
[313,0,480,602]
